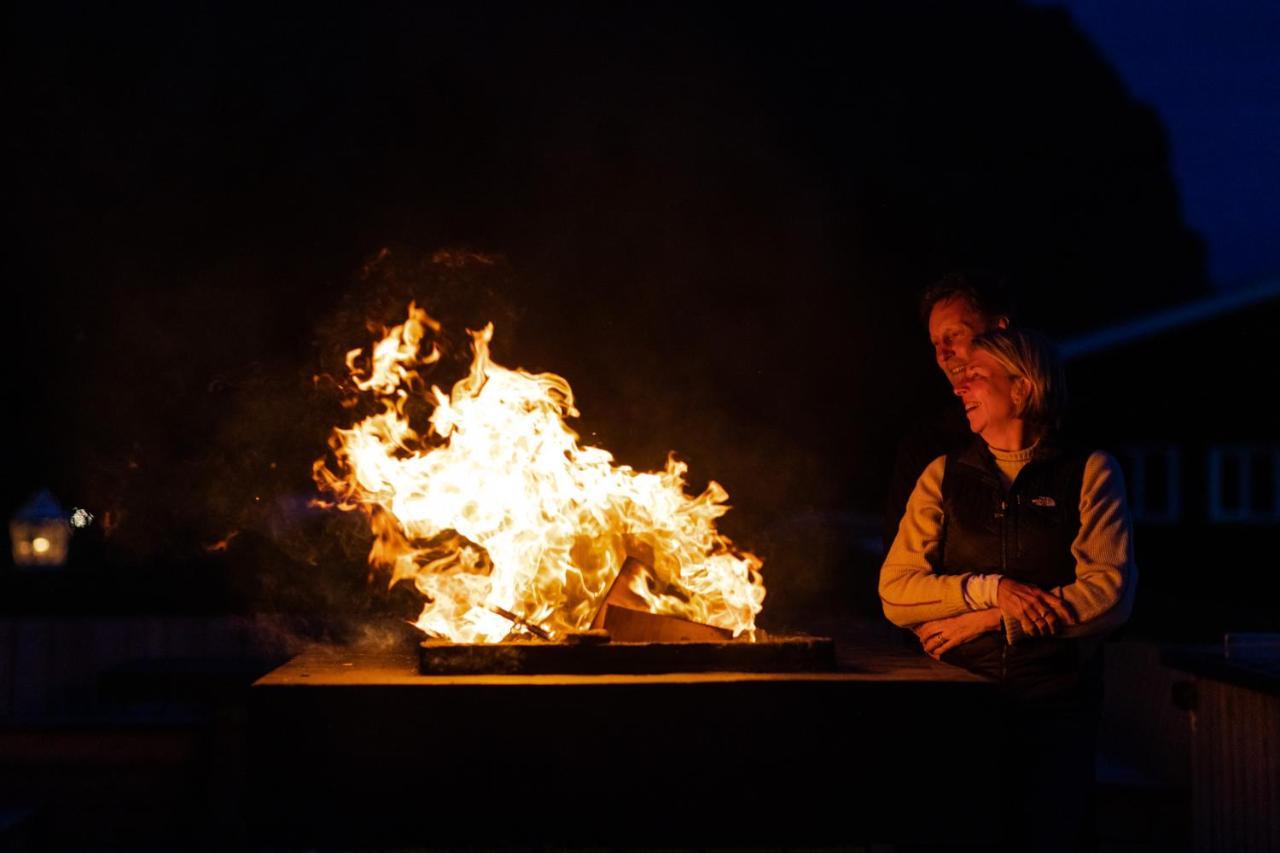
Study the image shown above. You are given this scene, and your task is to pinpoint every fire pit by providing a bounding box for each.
[418,558,836,674]
[248,297,999,850]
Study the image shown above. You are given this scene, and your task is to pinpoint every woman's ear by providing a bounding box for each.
[1011,376,1032,414]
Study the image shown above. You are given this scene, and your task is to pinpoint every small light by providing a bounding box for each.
[10,489,71,568]
[70,508,94,528]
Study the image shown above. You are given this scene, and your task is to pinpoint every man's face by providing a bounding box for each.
[927,296,1004,387]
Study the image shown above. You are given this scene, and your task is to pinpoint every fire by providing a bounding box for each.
[314,303,765,643]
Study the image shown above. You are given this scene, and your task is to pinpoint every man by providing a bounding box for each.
[882,271,1015,551]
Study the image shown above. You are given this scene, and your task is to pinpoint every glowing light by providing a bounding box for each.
[70,508,94,528]
[205,531,240,553]
[315,303,766,644]
[31,537,50,554]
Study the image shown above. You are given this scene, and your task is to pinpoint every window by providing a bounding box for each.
[1207,445,1280,524]
[1118,444,1181,524]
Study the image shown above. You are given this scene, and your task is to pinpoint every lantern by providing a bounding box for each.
[10,489,70,568]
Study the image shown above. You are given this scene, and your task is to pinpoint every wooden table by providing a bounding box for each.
[248,640,997,848]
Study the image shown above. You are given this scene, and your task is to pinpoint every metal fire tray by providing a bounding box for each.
[418,632,836,675]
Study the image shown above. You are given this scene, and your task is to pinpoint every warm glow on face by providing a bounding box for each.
[955,348,1023,441]
[31,537,50,554]
[928,297,999,387]
[314,303,765,643]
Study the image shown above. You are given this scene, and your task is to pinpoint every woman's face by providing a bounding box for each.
[954,348,1025,438]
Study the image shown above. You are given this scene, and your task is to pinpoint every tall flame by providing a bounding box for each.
[315,303,765,643]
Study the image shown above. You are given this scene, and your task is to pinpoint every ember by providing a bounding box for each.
[314,303,765,644]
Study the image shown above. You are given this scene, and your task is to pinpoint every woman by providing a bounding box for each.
[879,328,1136,851]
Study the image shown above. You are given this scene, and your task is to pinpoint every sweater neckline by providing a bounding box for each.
[987,440,1039,464]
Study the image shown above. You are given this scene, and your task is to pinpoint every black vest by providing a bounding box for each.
[940,438,1087,587]
[937,437,1100,705]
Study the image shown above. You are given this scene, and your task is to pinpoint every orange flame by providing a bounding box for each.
[315,303,765,643]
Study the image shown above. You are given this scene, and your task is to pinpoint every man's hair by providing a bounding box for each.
[918,270,1017,328]
[971,328,1066,432]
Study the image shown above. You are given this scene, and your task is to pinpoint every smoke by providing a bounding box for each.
[186,248,533,645]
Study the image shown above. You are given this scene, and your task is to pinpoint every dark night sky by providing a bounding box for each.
[4,2,1239,623]
[1040,0,1280,288]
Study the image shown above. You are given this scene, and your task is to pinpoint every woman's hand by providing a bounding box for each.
[996,578,1076,638]
[915,609,1002,660]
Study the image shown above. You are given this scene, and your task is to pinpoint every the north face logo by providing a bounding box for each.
[1030,496,1056,507]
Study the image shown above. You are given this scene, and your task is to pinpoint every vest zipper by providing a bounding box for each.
[998,497,1009,682]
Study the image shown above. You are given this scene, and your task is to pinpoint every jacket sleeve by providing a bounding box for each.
[879,455,974,627]
[1051,450,1137,639]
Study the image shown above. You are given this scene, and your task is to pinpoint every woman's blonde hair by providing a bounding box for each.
[971,328,1067,431]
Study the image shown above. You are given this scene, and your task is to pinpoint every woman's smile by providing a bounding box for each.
[954,349,1025,449]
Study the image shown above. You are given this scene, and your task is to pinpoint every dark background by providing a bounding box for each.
[6,3,1280,850]
[1,1,1222,633]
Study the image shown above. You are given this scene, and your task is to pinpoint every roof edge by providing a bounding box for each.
[1060,279,1280,361]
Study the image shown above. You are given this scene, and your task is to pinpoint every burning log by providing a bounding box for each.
[599,603,732,643]
[487,604,554,640]
[588,556,653,632]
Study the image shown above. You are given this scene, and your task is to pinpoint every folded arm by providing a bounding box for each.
[879,456,974,627]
